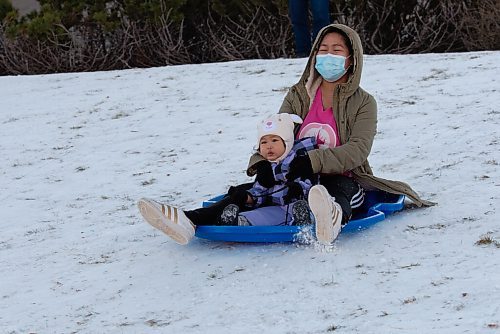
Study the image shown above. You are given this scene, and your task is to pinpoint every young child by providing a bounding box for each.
[137,113,318,245]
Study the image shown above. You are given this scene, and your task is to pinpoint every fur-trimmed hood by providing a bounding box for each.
[301,24,364,101]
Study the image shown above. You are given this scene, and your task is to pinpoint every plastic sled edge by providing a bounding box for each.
[195,190,405,243]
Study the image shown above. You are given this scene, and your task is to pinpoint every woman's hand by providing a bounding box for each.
[287,154,313,181]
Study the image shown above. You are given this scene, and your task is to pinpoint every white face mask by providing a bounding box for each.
[315,54,349,82]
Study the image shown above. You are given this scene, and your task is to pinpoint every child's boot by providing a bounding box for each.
[219,204,240,225]
[292,200,312,225]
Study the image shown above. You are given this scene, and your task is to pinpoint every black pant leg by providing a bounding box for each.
[319,175,361,224]
[184,196,233,226]
[184,182,254,226]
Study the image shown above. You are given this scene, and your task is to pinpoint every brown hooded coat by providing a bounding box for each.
[248,24,434,207]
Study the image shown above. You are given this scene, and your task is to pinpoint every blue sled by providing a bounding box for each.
[195,191,405,243]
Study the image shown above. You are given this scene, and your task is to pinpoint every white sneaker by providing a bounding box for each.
[137,198,195,245]
[308,185,343,245]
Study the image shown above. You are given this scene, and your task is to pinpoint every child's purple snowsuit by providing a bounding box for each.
[247,137,317,206]
[242,137,317,226]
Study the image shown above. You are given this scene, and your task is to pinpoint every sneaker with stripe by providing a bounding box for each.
[137,198,195,245]
[308,185,343,245]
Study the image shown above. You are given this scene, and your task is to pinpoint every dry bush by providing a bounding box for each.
[332,0,499,54]
[126,7,193,67]
[0,12,191,75]
[459,0,500,51]
[392,0,466,53]
[0,0,498,75]
[0,22,133,74]
[193,3,293,63]
[333,0,467,54]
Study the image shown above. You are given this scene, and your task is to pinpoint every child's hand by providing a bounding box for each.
[255,160,276,188]
[230,188,251,207]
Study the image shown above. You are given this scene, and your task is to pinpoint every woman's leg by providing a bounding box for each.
[319,175,364,224]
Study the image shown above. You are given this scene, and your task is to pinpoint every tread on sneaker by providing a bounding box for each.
[137,198,195,245]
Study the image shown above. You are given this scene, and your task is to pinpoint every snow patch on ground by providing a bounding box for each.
[1,52,499,333]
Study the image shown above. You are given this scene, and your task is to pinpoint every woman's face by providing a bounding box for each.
[259,135,286,161]
[317,32,352,68]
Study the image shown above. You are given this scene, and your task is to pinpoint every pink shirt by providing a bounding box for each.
[297,89,352,176]
[297,89,340,149]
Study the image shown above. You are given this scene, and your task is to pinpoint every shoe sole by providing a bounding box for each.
[137,199,192,245]
[308,186,342,244]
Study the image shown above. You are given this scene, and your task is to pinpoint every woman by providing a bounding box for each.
[247,24,434,245]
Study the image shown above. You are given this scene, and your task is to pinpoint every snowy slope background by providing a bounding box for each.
[1,51,499,333]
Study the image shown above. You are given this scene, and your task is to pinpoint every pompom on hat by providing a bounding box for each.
[257,113,303,163]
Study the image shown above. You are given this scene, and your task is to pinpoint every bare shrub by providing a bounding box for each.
[126,4,193,68]
[331,0,500,54]
[193,2,293,63]
[0,0,498,75]
[0,9,191,75]
[459,0,500,51]
[128,18,192,67]
[393,0,466,53]
[0,23,132,74]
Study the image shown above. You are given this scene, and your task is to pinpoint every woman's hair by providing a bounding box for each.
[318,27,354,56]
[317,27,354,75]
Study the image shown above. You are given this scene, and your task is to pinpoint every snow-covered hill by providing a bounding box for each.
[1,52,499,333]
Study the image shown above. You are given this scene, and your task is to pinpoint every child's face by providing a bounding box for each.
[259,134,286,161]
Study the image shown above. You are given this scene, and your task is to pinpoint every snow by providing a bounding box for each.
[1,51,499,333]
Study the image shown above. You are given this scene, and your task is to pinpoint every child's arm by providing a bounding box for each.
[253,160,276,188]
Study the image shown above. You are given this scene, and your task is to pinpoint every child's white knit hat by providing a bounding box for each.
[257,113,303,162]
